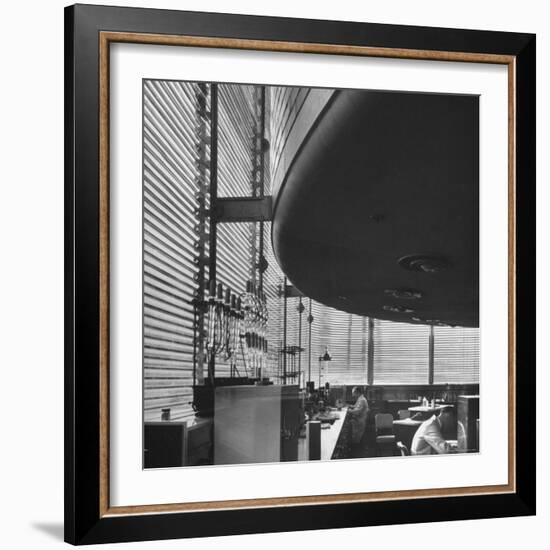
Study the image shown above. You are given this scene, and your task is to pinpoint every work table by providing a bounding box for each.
[298,407,350,461]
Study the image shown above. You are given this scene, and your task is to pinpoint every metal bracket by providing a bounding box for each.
[214,196,273,223]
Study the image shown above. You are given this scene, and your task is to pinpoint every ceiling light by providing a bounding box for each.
[384,288,423,299]
[383,305,415,313]
[398,254,449,273]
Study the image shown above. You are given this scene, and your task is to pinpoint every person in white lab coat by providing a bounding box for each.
[348,386,369,455]
[411,406,455,455]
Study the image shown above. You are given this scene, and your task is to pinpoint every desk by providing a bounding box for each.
[298,408,349,461]
[408,403,453,420]
[393,418,423,450]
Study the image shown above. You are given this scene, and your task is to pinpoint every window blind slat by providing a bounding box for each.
[372,319,430,384]
[433,326,480,384]
[214,84,258,377]
[143,80,202,422]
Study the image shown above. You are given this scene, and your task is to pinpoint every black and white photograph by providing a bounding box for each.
[143,80,480,469]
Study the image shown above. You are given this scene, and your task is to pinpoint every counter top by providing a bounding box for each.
[144,416,212,431]
[298,407,349,461]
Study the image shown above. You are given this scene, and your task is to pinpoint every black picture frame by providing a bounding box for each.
[65,3,536,545]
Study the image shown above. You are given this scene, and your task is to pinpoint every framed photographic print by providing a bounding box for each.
[64,3,536,545]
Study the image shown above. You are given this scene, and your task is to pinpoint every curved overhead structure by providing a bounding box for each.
[271,89,479,328]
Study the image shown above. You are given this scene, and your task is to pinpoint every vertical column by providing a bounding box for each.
[307,299,313,384]
[428,324,435,385]
[249,85,266,289]
[208,84,219,285]
[361,316,367,384]
[257,87,267,289]
[207,84,219,382]
[192,82,211,385]
[282,277,287,384]
[367,317,374,386]
[298,297,303,387]
[346,314,352,373]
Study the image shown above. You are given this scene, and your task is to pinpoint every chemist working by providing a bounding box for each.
[347,386,369,457]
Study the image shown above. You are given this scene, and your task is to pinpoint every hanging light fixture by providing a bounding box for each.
[398,254,449,273]
[383,304,415,313]
[384,288,423,300]
[317,347,332,393]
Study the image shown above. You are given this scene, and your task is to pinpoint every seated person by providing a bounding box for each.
[411,406,455,455]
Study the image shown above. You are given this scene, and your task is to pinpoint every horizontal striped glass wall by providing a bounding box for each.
[262,221,284,382]
[214,84,280,378]
[217,84,256,198]
[269,85,334,200]
[143,80,205,422]
[372,320,431,384]
[269,86,311,186]
[281,305,479,386]
[433,326,480,384]
[262,89,285,382]
[214,222,253,377]
[309,303,369,386]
